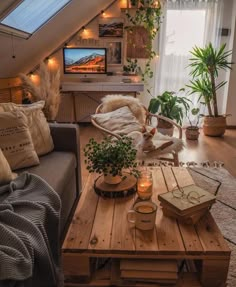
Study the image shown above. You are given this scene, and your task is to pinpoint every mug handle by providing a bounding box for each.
[127,210,136,224]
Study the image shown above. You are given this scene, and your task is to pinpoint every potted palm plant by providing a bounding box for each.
[148,90,191,136]
[186,108,200,140]
[84,136,139,185]
[187,43,233,136]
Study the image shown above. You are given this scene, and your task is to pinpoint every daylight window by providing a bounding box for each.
[0,0,71,37]
[165,9,206,56]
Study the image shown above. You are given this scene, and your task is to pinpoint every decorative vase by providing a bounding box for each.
[103,174,122,185]
[185,126,200,140]
[203,116,226,137]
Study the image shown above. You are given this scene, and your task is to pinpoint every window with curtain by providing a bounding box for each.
[154,0,224,125]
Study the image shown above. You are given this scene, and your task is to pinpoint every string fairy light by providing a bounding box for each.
[27,0,117,76]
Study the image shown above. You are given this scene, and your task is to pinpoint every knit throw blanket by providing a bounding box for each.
[0,173,61,287]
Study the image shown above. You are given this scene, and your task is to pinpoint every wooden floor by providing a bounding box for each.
[79,124,236,186]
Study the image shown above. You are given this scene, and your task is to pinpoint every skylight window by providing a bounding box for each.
[0,0,71,37]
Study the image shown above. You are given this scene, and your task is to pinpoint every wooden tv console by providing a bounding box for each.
[56,81,144,123]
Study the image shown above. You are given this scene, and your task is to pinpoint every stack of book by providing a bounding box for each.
[158,184,216,224]
[120,259,178,285]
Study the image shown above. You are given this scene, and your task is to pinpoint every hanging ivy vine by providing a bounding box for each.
[123,0,162,82]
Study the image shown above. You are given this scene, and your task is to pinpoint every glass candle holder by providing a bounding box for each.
[137,171,153,200]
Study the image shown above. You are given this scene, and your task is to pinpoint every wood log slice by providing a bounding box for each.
[94,173,137,198]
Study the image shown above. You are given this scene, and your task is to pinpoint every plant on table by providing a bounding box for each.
[84,137,139,184]
[123,58,140,75]
[187,42,233,136]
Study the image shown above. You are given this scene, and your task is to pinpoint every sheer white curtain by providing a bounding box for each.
[154,0,224,126]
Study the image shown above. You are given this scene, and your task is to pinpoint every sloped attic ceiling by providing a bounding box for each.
[0,0,112,78]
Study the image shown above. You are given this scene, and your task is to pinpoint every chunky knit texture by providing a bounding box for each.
[0,173,61,287]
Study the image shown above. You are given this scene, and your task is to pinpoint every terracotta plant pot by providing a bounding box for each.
[103,174,122,185]
[157,119,174,136]
[185,126,200,140]
[203,116,226,137]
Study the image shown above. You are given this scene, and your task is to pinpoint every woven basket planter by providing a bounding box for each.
[203,116,226,137]
[185,126,200,140]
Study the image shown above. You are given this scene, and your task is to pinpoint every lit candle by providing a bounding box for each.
[137,171,153,200]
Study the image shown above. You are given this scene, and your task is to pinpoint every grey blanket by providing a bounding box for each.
[0,173,61,287]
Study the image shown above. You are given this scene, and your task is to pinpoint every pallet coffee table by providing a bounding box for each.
[62,167,231,287]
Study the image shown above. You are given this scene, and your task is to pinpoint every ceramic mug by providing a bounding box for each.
[127,201,157,230]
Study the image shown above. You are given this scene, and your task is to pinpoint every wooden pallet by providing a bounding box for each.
[62,167,231,287]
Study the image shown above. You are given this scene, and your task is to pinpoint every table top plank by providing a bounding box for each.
[195,212,231,256]
[63,174,99,251]
[171,168,204,254]
[135,227,159,252]
[153,168,185,254]
[63,167,230,259]
[88,196,115,251]
[111,196,136,251]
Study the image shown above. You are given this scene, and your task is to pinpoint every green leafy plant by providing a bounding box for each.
[187,43,233,117]
[126,0,162,37]
[123,58,140,74]
[124,0,162,81]
[84,137,139,178]
[148,90,191,125]
[187,107,200,127]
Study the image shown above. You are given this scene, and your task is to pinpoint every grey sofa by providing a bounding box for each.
[18,123,81,242]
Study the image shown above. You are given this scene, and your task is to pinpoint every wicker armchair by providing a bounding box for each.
[91,99,183,166]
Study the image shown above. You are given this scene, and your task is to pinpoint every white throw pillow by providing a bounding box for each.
[0,101,54,156]
[0,110,39,170]
[0,149,17,185]
[91,106,142,135]
[101,94,146,125]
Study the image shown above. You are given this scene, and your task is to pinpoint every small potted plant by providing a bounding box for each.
[186,108,200,140]
[84,136,139,184]
[123,58,140,75]
[148,90,191,136]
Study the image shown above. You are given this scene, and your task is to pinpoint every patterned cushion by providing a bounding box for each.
[0,101,54,156]
[0,110,39,170]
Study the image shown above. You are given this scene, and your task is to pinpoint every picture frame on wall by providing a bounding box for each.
[99,17,124,38]
[106,41,123,65]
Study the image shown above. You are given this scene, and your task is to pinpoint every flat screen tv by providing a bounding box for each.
[63,47,107,74]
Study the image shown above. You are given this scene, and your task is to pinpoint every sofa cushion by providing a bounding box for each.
[0,101,54,156]
[0,148,17,185]
[0,110,39,170]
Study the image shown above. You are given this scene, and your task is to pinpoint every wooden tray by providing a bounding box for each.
[94,173,137,198]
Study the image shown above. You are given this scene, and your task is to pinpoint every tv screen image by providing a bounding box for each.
[63,48,107,74]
